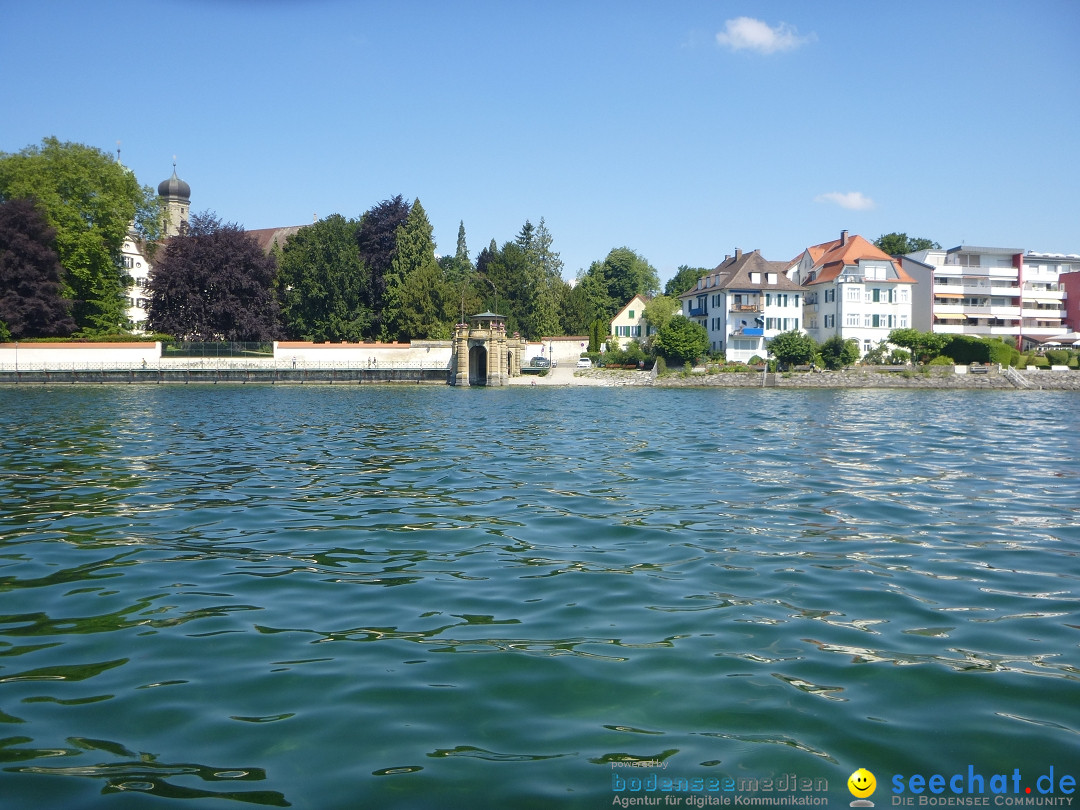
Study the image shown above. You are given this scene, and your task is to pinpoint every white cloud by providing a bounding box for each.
[815,191,876,211]
[715,17,813,54]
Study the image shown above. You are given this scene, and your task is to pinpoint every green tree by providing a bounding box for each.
[383,199,452,340]
[0,137,160,333]
[874,232,941,256]
[653,315,709,365]
[276,214,370,342]
[643,295,680,335]
[520,217,565,339]
[577,247,660,320]
[356,194,411,340]
[559,283,594,336]
[767,330,817,369]
[148,211,280,341]
[0,197,76,338]
[888,328,948,364]
[664,265,708,297]
[819,335,860,370]
[455,221,471,270]
[479,241,529,335]
[588,316,607,354]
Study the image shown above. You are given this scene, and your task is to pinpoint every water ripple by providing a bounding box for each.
[1,386,1079,807]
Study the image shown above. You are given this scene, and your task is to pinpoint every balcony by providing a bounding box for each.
[934,304,1022,318]
[934,281,1020,296]
[729,303,763,313]
[687,306,706,318]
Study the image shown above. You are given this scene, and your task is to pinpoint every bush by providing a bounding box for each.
[748,355,764,366]
[819,335,859,370]
[986,339,1017,367]
[654,356,667,375]
[941,335,989,365]
[887,349,910,365]
[928,355,955,366]
[1045,349,1070,366]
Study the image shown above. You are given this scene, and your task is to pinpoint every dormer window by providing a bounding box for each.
[767,273,777,285]
[750,272,761,284]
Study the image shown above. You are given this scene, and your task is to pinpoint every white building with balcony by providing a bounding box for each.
[679,249,805,362]
[904,245,1069,343]
[787,230,916,356]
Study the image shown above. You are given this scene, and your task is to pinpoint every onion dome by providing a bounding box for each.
[157,165,190,201]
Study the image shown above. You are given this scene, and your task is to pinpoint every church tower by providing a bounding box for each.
[157,161,191,237]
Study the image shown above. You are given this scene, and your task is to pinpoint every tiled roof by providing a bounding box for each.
[681,249,804,298]
[246,226,307,254]
[799,233,916,285]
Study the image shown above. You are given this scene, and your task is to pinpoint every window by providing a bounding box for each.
[750,272,761,283]
[900,288,909,303]
[900,315,908,328]
[872,314,881,328]
[794,294,800,307]
[872,288,881,303]
[846,286,861,302]
[825,289,835,303]
[864,339,873,353]
[767,273,777,285]
[847,313,860,327]
[765,293,772,307]
[628,310,634,319]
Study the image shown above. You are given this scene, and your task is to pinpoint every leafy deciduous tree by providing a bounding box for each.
[0,137,160,333]
[664,265,708,298]
[643,295,680,335]
[148,212,280,341]
[819,335,860,369]
[653,315,709,365]
[767,330,817,369]
[0,197,76,338]
[887,328,948,364]
[874,232,941,256]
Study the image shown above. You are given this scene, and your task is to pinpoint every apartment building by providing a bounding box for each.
[679,249,805,362]
[787,231,915,355]
[904,246,1075,342]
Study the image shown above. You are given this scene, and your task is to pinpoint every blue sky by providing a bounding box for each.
[2,1,1077,282]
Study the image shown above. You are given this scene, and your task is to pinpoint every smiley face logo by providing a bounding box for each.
[848,768,877,799]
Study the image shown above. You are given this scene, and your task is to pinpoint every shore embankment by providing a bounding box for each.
[534,365,1080,390]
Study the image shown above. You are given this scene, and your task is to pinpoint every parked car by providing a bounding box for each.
[530,357,551,368]
[576,357,592,368]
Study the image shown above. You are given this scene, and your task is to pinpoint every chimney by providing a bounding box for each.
[724,254,731,263]
[735,248,742,260]
[840,230,849,246]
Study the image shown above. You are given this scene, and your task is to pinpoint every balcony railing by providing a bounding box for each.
[730,304,763,313]
[688,306,706,318]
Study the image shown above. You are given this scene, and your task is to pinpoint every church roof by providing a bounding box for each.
[157,167,190,201]
[246,226,306,253]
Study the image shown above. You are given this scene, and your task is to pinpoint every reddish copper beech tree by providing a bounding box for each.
[147,212,281,342]
[0,197,76,338]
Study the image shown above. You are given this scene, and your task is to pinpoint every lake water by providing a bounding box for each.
[1,385,1078,809]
